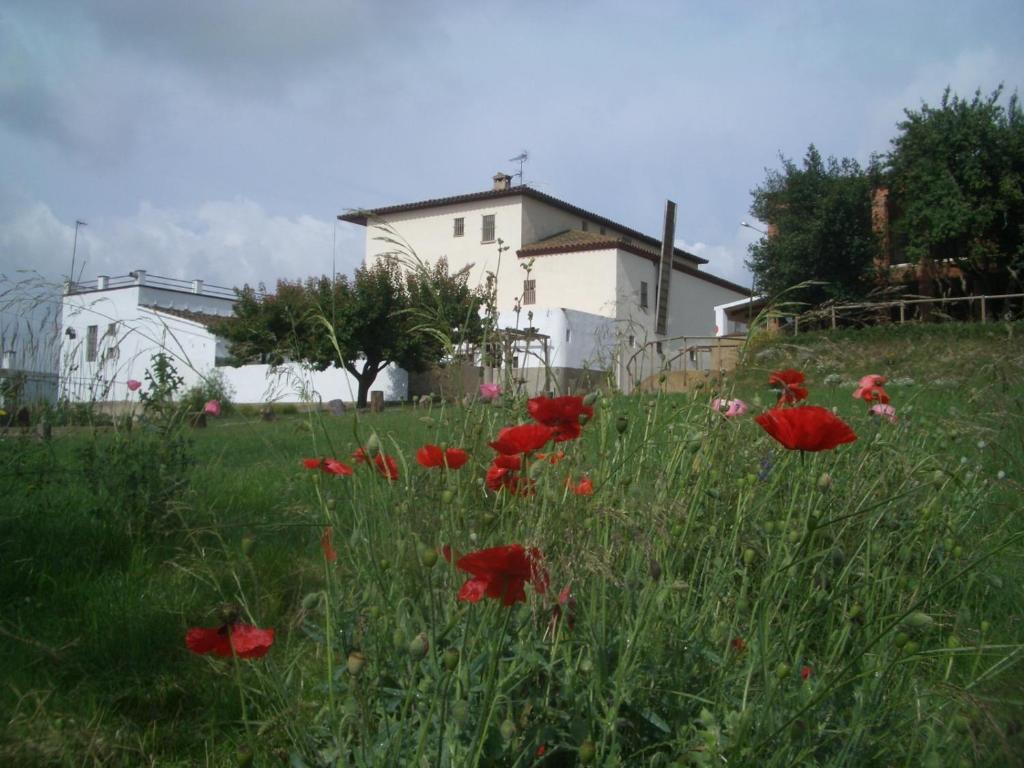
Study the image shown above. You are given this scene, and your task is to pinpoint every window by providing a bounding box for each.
[600,226,606,235]
[453,217,464,237]
[481,214,496,242]
[523,279,536,305]
[86,325,98,362]
[581,220,589,231]
[628,335,635,348]
[565,327,571,342]
[640,281,649,309]
[656,341,663,355]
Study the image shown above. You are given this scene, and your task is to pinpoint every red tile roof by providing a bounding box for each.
[337,185,708,265]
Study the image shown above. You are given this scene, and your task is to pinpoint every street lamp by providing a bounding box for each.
[741,221,767,235]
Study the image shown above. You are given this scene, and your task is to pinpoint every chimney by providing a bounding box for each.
[132,269,147,285]
[493,172,512,192]
[191,279,203,294]
[96,275,109,290]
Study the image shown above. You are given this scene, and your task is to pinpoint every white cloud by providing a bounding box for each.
[0,198,363,289]
[678,228,757,289]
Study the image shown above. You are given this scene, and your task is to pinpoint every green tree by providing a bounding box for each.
[214,259,483,408]
[886,86,1024,291]
[746,145,880,305]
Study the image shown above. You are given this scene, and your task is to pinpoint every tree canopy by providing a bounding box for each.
[885,86,1024,291]
[214,258,484,407]
[746,145,880,305]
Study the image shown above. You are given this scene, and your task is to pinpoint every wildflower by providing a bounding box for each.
[768,369,809,406]
[801,665,812,680]
[486,454,534,495]
[321,526,337,562]
[456,544,548,605]
[186,622,275,659]
[731,637,747,653]
[869,403,898,424]
[416,444,469,470]
[567,475,594,496]
[203,399,221,416]
[353,447,399,480]
[552,584,577,630]
[303,457,354,476]
[126,379,142,392]
[755,406,857,451]
[488,423,555,455]
[479,382,501,401]
[853,374,890,403]
[711,397,748,417]
[527,395,594,441]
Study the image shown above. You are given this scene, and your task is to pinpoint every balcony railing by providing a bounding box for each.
[65,272,240,300]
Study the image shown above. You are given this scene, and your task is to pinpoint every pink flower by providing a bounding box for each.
[479,382,501,401]
[126,379,142,392]
[711,398,748,417]
[853,374,890,404]
[869,403,898,423]
[203,399,221,416]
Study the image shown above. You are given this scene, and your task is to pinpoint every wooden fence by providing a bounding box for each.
[789,292,1024,334]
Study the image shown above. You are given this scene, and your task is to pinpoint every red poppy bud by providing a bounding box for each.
[408,632,429,660]
[500,719,517,741]
[579,739,596,764]
[442,649,459,671]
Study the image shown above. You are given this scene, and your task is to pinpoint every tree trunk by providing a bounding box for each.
[348,358,384,409]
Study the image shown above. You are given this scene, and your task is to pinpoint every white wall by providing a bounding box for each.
[360,197,525,311]
[60,285,235,402]
[524,248,620,317]
[665,270,746,340]
[219,361,408,404]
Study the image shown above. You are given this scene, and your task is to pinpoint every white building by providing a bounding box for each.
[340,173,749,392]
[59,271,407,405]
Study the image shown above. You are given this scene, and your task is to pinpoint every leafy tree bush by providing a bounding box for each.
[885,86,1024,292]
[214,258,484,408]
[746,146,881,305]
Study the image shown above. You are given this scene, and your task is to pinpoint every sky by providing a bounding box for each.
[2,0,1023,301]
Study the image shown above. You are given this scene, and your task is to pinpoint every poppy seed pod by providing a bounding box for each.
[236,745,254,767]
[579,739,596,764]
[500,719,517,740]
[346,651,366,675]
[616,415,628,434]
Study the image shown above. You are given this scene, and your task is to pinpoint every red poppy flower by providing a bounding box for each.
[801,665,812,680]
[769,369,809,405]
[416,444,469,470]
[528,395,594,442]
[488,423,555,455]
[455,544,548,606]
[731,637,747,653]
[352,448,399,480]
[755,405,857,451]
[321,526,337,562]
[303,457,354,476]
[566,475,594,496]
[486,454,534,495]
[185,623,275,659]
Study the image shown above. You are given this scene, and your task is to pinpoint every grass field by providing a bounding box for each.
[2,321,1023,766]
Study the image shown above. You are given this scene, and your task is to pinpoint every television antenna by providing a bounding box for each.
[508,150,528,186]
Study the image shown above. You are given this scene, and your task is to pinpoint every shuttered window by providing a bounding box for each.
[523,279,536,305]
[482,214,496,242]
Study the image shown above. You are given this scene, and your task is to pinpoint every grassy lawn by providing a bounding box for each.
[2,322,1023,766]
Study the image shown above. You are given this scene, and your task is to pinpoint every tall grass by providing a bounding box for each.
[0,322,1022,766]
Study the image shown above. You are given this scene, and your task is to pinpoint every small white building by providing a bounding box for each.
[340,173,750,392]
[59,271,407,405]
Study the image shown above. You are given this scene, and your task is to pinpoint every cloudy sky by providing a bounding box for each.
[2,0,1022,296]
